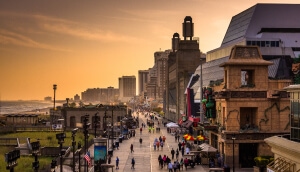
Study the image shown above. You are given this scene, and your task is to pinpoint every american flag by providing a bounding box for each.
[84,151,91,166]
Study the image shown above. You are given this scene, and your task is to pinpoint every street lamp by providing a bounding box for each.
[56,132,66,172]
[232,134,236,172]
[111,105,114,149]
[83,115,90,172]
[72,128,78,172]
[31,141,40,172]
[94,112,99,138]
[5,149,20,172]
[53,84,57,124]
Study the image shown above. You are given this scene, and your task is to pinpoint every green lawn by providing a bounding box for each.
[0,131,93,172]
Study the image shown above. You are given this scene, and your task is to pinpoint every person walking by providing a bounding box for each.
[173,161,178,172]
[153,142,157,150]
[160,141,164,150]
[181,146,184,156]
[184,158,189,170]
[176,149,179,159]
[156,141,160,150]
[179,158,184,171]
[168,162,173,172]
[140,127,143,134]
[131,157,135,169]
[171,148,175,160]
[139,137,143,144]
[130,144,134,153]
[116,156,119,169]
[178,142,182,151]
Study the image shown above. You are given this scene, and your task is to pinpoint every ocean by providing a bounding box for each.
[0,100,62,115]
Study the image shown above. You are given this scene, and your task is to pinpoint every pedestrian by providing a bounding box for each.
[181,146,184,156]
[176,149,179,159]
[160,141,164,150]
[140,127,143,134]
[131,157,135,169]
[156,141,160,150]
[163,155,167,167]
[177,135,180,142]
[184,158,189,170]
[173,161,178,172]
[178,142,182,151]
[159,136,162,142]
[139,137,143,144]
[162,135,166,142]
[108,154,111,164]
[130,144,134,153]
[159,157,164,169]
[116,156,119,169]
[185,146,190,154]
[176,160,181,171]
[171,148,175,160]
[153,142,156,150]
[168,162,173,172]
[179,158,184,171]
[174,134,177,142]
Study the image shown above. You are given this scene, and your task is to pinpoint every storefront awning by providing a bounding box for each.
[182,120,193,128]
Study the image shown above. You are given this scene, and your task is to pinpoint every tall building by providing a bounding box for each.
[165,16,201,122]
[74,94,80,102]
[81,87,119,103]
[119,76,136,102]
[154,50,171,101]
[138,69,150,97]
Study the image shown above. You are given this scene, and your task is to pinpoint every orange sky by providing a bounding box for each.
[0,0,299,100]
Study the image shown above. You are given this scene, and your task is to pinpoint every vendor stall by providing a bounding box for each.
[199,143,217,165]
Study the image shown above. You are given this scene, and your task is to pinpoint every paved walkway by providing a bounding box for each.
[60,111,254,172]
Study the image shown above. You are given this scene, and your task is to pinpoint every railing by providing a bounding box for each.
[0,138,18,146]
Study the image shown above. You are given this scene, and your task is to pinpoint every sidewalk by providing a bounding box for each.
[62,111,253,172]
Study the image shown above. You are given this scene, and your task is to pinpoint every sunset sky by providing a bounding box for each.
[0,0,299,101]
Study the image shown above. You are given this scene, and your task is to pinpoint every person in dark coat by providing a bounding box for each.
[171,148,175,159]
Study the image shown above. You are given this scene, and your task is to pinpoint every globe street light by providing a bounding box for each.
[72,128,78,172]
[53,84,57,124]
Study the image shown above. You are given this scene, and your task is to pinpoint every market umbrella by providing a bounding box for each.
[186,136,195,141]
[183,134,190,138]
[197,135,205,141]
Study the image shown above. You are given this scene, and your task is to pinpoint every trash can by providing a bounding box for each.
[108,149,113,156]
[223,166,230,172]
[119,136,123,143]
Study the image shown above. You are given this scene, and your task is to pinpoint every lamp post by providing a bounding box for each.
[53,84,57,124]
[5,149,20,172]
[56,132,66,172]
[77,142,82,172]
[232,134,236,172]
[31,141,40,172]
[94,112,99,138]
[111,106,114,149]
[83,115,90,172]
[72,128,78,172]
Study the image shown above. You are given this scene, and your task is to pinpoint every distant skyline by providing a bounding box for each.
[0,0,299,100]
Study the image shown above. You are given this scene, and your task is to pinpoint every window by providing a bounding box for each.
[261,41,265,47]
[241,70,254,87]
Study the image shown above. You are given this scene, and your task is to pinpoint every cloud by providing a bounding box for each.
[32,14,140,43]
[0,29,70,51]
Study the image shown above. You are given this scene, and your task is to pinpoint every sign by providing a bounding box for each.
[52,124,62,130]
